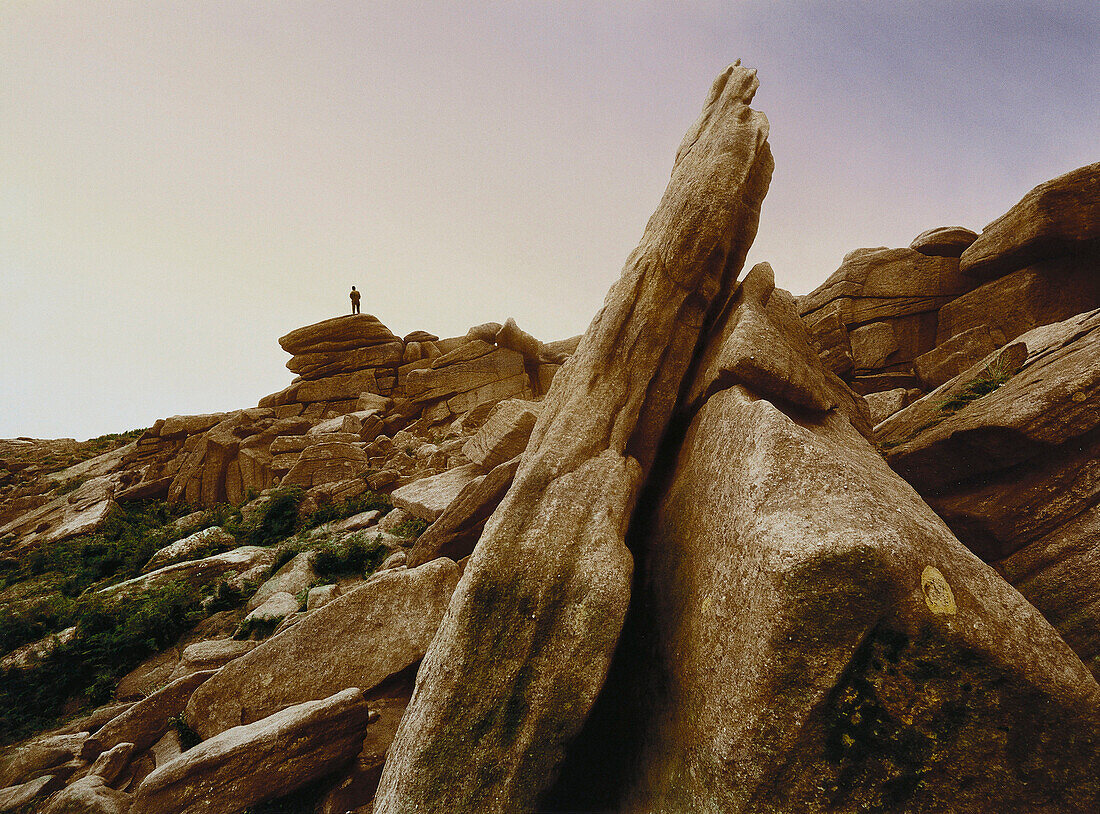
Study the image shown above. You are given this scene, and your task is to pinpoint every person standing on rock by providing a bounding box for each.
[350,286,361,315]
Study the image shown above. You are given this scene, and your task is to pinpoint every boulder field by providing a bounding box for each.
[1,66,1099,813]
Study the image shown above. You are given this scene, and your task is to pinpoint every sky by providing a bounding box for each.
[2,1,1097,440]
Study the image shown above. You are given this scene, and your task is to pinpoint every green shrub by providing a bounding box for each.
[312,533,387,579]
[236,488,304,547]
[0,592,76,654]
[0,581,205,743]
[169,712,202,751]
[391,517,429,540]
[303,490,392,530]
[20,500,190,596]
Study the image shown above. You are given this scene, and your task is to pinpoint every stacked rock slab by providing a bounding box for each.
[878,308,1100,679]
[801,162,1100,419]
[376,61,774,814]
[557,264,1100,813]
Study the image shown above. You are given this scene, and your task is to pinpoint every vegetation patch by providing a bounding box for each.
[312,533,388,579]
[302,489,392,529]
[391,517,430,540]
[0,580,205,743]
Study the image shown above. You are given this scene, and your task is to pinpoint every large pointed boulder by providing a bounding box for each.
[376,61,774,814]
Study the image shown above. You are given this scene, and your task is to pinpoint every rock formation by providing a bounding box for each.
[2,70,1099,814]
[376,60,774,814]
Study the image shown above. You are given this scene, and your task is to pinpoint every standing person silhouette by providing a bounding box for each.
[350,286,361,315]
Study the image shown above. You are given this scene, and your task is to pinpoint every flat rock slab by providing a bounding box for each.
[133,688,371,814]
[185,558,459,738]
[390,463,484,522]
[279,314,398,355]
[909,225,978,257]
[461,399,540,470]
[143,526,235,573]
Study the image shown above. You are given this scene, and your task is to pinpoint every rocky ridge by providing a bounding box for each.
[1,66,1098,813]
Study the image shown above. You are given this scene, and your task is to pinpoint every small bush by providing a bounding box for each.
[233,615,285,641]
[237,488,304,547]
[303,490,392,530]
[312,533,387,579]
[391,517,430,540]
[20,500,190,596]
[169,712,202,751]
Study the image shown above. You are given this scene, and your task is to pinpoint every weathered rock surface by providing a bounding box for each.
[98,546,277,598]
[133,688,371,814]
[389,462,484,522]
[85,741,135,786]
[461,399,540,469]
[316,696,408,814]
[83,670,216,760]
[0,773,63,811]
[879,309,1100,678]
[42,775,130,814]
[279,314,398,356]
[407,456,521,567]
[0,733,86,788]
[609,382,1100,813]
[909,225,978,256]
[376,61,774,814]
[143,526,234,573]
[185,558,459,738]
[246,550,318,612]
[960,161,1100,280]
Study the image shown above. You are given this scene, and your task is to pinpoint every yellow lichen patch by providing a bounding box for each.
[920,566,956,616]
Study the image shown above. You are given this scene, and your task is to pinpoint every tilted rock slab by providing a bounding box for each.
[279,314,398,355]
[375,61,773,814]
[960,161,1100,280]
[603,277,1100,812]
[42,775,130,814]
[82,670,217,759]
[185,558,459,738]
[132,688,371,814]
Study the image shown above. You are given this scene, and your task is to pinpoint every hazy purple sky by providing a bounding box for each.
[2,2,1097,440]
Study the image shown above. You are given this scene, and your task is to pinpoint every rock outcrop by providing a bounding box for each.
[801,161,1100,423]
[560,263,1100,813]
[376,60,774,814]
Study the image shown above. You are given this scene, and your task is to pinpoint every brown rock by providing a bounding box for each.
[185,559,459,739]
[295,370,382,403]
[909,225,979,257]
[406,347,526,404]
[799,247,974,326]
[879,311,1099,492]
[461,399,540,470]
[849,320,898,369]
[407,456,521,567]
[960,161,1100,280]
[143,526,235,573]
[134,689,371,814]
[913,324,1000,389]
[245,550,318,611]
[316,696,409,814]
[403,330,439,343]
[863,387,912,426]
[0,774,64,811]
[281,441,368,489]
[287,341,404,380]
[279,314,398,355]
[389,463,484,522]
[97,546,277,599]
[86,741,135,786]
[81,670,216,760]
[376,61,774,814]
[166,639,257,683]
[610,382,1100,814]
[41,775,130,814]
[935,255,1100,347]
[465,322,503,343]
[0,733,86,787]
